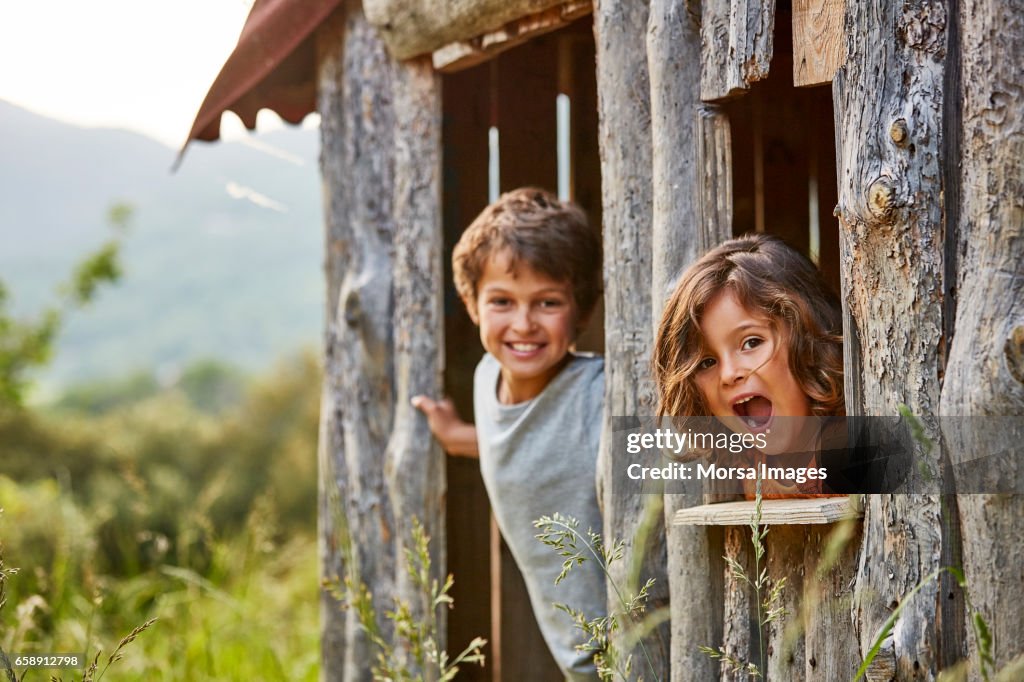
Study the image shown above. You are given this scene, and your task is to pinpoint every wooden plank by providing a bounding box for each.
[765,526,807,681]
[367,0,568,60]
[801,521,862,679]
[700,0,777,101]
[721,526,759,680]
[792,0,845,87]
[673,497,862,526]
[432,1,592,73]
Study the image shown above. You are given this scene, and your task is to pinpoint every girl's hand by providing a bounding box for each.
[411,395,479,457]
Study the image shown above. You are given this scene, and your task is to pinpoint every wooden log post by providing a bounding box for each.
[647,2,730,679]
[387,51,446,659]
[939,0,1024,672]
[833,0,947,677]
[593,1,670,679]
[317,4,444,680]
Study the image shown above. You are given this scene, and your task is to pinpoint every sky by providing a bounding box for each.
[0,0,303,148]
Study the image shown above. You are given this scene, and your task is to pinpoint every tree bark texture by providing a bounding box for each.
[700,0,776,101]
[316,4,444,681]
[939,0,1024,675]
[834,0,947,677]
[648,2,727,679]
[593,1,670,679]
[649,0,702,312]
[365,0,565,59]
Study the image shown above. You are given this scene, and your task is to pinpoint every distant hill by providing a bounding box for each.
[0,100,323,392]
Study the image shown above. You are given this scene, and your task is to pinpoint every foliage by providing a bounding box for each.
[0,203,129,407]
[699,477,786,679]
[0,353,321,680]
[0,352,319,575]
[533,512,666,681]
[853,565,1010,682]
[337,518,486,681]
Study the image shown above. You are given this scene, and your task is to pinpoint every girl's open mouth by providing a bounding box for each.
[733,394,773,430]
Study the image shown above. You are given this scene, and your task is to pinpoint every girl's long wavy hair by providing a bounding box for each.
[653,234,844,417]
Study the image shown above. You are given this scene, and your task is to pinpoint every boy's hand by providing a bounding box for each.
[411,395,479,457]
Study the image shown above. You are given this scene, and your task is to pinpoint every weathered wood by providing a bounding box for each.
[766,526,807,682]
[432,1,591,73]
[792,0,845,87]
[366,0,566,59]
[696,105,734,254]
[939,0,1024,673]
[647,2,724,680]
[593,1,670,679]
[673,497,861,526]
[800,522,862,679]
[721,526,759,680]
[695,105,741,508]
[648,0,702,313]
[317,10,396,679]
[833,0,947,677]
[387,50,446,669]
[316,5,444,680]
[700,0,777,101]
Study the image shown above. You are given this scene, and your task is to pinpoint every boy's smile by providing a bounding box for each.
[695,291,812,451]
[468,251,578,404]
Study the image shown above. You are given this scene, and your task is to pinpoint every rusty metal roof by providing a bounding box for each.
[179,0,341,159]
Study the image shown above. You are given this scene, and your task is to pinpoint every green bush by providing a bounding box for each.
[0,352,321,680]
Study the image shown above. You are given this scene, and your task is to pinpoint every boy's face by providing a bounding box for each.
[694,291,814,453]
[468,250,578,403]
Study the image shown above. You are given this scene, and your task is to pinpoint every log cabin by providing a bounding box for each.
[182,0,1023,679]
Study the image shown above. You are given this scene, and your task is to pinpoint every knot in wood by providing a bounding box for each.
[1006,325,1024,384]
[867,177,899,219]
[344,289,361,327]
[889,119,909,146]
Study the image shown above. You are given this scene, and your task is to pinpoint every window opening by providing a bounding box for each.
[725,13,841,293]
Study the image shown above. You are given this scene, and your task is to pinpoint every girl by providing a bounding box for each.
[652,234,845,497]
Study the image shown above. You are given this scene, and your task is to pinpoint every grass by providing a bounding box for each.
[0,481,320,681]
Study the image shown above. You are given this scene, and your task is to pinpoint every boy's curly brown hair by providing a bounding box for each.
[653,234,844,417]
[453,187,602,327]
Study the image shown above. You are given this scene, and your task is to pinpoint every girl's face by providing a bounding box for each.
[694,291,812,445]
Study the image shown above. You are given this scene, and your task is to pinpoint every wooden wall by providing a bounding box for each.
[315,0,1024,679]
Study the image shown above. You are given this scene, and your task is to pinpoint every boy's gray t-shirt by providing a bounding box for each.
[474,352,606,681]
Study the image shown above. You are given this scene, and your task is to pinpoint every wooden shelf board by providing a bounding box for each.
[673,497,862,526]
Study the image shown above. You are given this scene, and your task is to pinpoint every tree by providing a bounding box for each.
[0,203,130,406]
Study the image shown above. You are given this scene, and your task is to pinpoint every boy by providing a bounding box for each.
[412,187,605,680]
